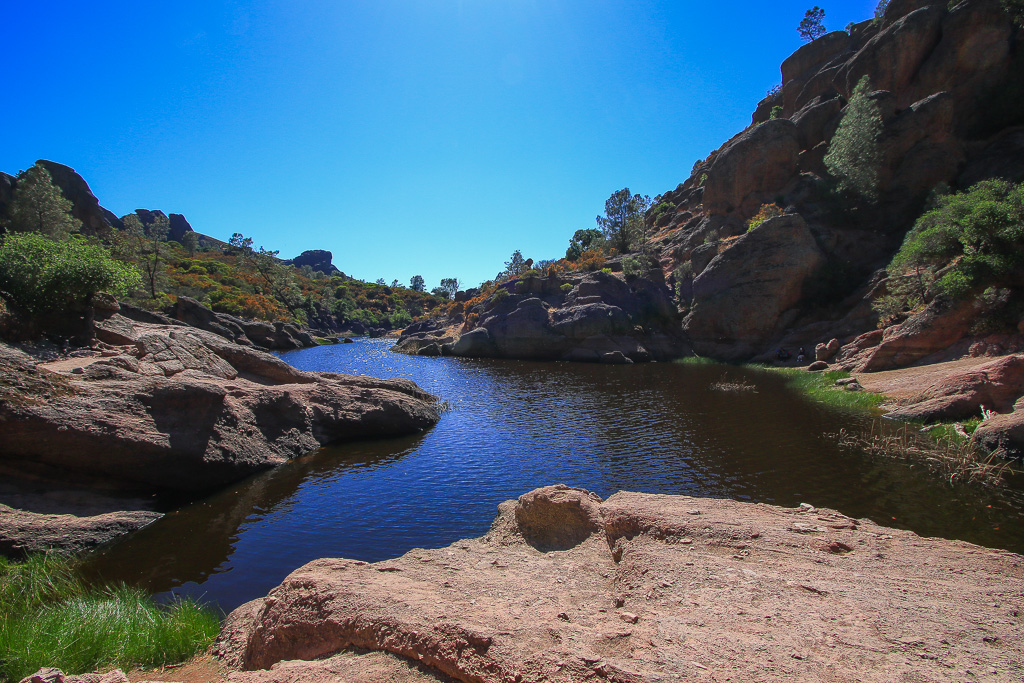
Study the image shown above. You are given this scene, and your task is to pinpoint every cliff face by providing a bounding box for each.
[654,0,1024,361]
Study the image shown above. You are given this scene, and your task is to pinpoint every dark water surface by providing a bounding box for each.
[83,339,1024,612]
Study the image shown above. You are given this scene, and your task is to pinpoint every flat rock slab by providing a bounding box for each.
[219,485,1024,682]
[855,355,1013,400]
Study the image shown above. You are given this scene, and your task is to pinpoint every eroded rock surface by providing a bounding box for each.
[219,485,1024,682]
[0,318,440,494]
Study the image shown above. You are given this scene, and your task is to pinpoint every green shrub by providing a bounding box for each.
[0,234,141,319]
[0,555,218,683]
[560,283,573,293]
[600,268,613,274]
[886,179,1024,301]
[746,203,783,232]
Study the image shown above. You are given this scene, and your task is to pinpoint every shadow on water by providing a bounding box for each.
[82,338,1024,613]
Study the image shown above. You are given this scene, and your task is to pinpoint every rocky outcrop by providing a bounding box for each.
[282,249,342,276]
[885,354,1024,422]
[683,215,826,360]
[219,485,1024,682]
[394,271,686,362]
[0,319,440,494]
[168,297,317,350]
[0,504,161,558]
[649,0,1024,364]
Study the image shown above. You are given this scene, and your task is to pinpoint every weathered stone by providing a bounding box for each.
[702,119,801,217]
[815,337,841,361]
[886,355,1024,421]
[781,31,852,86]
[219,486,1024,682]
[684,215,826,361]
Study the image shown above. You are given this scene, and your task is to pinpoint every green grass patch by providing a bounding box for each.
[763,367,886,413]
[0,555,219,683]
[672,355,721,367]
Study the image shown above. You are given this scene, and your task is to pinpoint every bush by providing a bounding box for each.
[560,283,574,293]
[0,555,219,683]
[746,203,783,231]
[0,233,140,320]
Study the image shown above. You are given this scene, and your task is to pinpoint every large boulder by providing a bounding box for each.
[885,354,1024,421]
[701,119,801,217]
[0,322,440,493]
[218,486,1024,682]
[973,396,1024,458]
[684,215,826,360]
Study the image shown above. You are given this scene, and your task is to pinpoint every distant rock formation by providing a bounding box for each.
[163,296,317,350]
[219,484,1024,682]
[283,249,342,276]
[394,270,687,363]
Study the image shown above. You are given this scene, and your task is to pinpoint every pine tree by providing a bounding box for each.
[1,163,80,238]
[824,76,883,202]
[798,7,826,42]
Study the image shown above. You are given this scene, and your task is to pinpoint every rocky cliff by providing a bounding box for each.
[218,484,1024,682]
[653,0,1024,362]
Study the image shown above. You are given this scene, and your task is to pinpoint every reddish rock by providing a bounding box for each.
[781,31,852,86]
[815,337,841,361]
[218,486,1024,682]
[851,298,976,372]
[973,396,1024,458]
[886,354,1024,421]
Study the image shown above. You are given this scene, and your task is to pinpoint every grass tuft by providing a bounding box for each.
[0,555,219,683]
[763,367,886,412]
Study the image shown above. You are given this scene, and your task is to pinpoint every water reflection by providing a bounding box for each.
[83,339,1024,613]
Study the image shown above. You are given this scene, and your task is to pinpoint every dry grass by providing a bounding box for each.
[709,374,757,393]
[832,419,1016,487]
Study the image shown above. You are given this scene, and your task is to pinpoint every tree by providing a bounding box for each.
[410,275,425,292]
[798,7,826,42]
[596,189,652,254]
[228,232,253,254]
[499,250,531,281]
[1,163,80,238]
[375,278,387,286]
[250,247,302,312]
[438,277,460,299]
[824,76,883,202]
[0,233,140,323]
[120,213,170,299]
[874,0,890,19]
[565,229,604,261]
[1001,0,1024,27]
[182,231,200,257]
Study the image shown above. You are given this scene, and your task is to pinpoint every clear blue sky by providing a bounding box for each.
[2,1,879,289]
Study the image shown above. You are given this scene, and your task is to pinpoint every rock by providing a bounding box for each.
[807,360,829,371]
[886,354,1024,422]
[18,669,130,683]
[815,337,841,361]
[0,504,161,557]
[170,297,316,351]
[973,396,1024,458]
[684,215,826,360]
[513,485,603,551]
[0,321,440,493]
[702,119,801,217]
[450,327,497,357]
[168,213,194,243]
[219,486,1024,682]
[282,249,341,276]
[853,298,977,372]
[840,5,946,105]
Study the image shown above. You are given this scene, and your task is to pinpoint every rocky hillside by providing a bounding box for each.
[654,0,1024,361]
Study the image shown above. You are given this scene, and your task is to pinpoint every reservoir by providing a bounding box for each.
[83,338,1024,613]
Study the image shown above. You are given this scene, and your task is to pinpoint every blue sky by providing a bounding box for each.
[2,1,879,288]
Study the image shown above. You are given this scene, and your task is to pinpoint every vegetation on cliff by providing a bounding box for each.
[0,554,218,683]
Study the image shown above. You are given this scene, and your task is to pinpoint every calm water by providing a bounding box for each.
[84,339,1024,612]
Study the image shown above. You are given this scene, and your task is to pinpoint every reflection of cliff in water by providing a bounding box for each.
[80,431,426,598]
